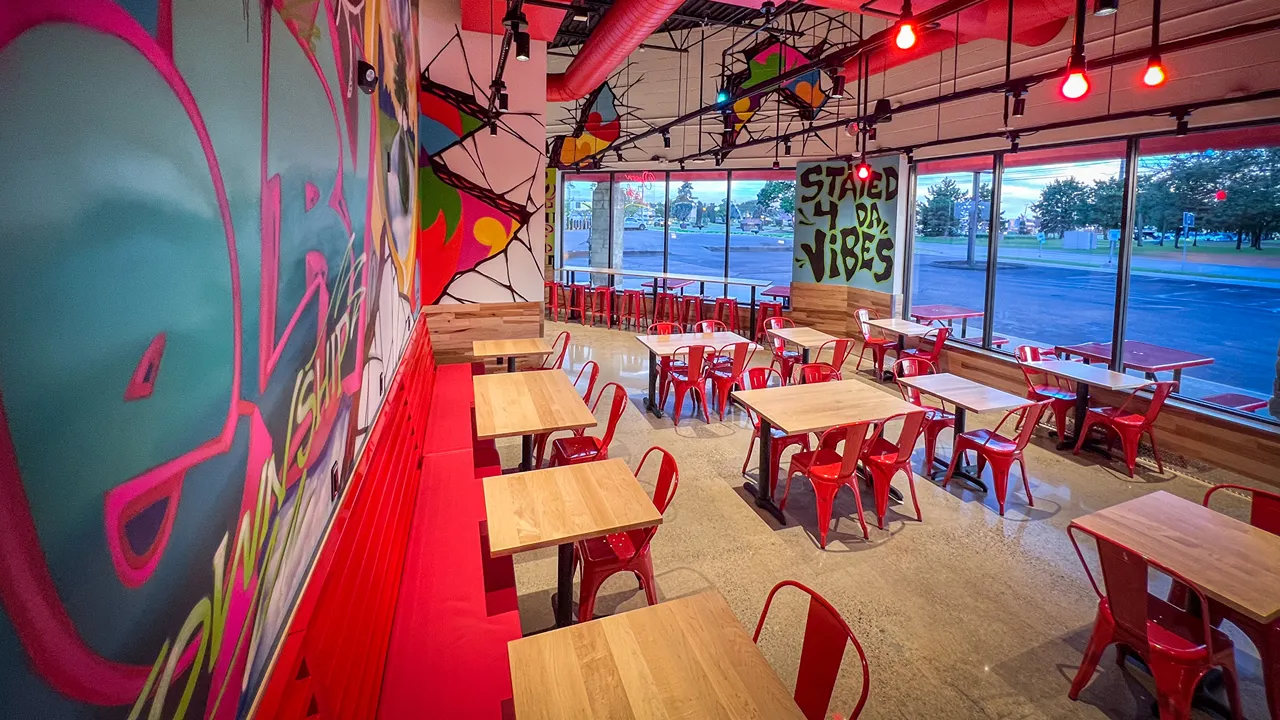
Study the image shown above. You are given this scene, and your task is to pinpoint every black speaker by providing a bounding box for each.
[356,61,377,94]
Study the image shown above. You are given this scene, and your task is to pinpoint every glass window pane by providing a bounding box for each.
[668,170,728,294]
[909,158,993,344]
[992,144,1124,353]
[1130,130,1280,420]
[562,173,616,285]
[614,171,665,290]
[728,170,795,302]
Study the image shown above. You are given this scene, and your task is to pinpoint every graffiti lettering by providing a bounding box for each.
[792,159,899,289]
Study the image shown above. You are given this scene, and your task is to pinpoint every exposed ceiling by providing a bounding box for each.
[547,0,801,49]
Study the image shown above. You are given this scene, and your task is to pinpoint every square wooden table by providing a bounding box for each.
[896,373,1032,490]
[484,458,662,628]
[474,370,597,471]
[472,337,553,373]
[910,304,984,338]
[634,331,755,418]
[767,326,837,363]
[1025,361,1148,450]
[1072,491,1280,625]
[1055,340,1214,389]
[508,590,807,719]
[731,379,920,523]
[865,317,933,346]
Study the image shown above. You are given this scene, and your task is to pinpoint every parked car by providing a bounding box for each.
[738,217,763,233]
[623,216,649,230]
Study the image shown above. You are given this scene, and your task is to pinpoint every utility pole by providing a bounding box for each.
[967,171,980,267]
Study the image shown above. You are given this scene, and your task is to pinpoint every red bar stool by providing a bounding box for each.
[754,300,784,343]
[544,280,563,320]
[676,294,704,331]
[618,289,647,330]
[587,285,614,328]
[566,284,589,324]
[711,297,739,333]
[652,291,678,325]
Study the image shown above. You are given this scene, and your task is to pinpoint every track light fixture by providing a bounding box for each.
[1143,0,1167,87]
[572,10,590,22]
[679,161,686,171]
[615,149,623,162]
[716,88,730,104]
[498,90,509,111]
[662,130,671,148]
[772,160,781,170]
[514,31,530,61]
[895,0,918,50]
[761,0,776,19]
[1010,88,1027,117]
[488,122,498,136]
[784,139,792,156]
[1008,133,1020,153]
[873,97,893,123]
[504,4,531,61]
[867,126,877,142]
[1093,0,1118,16]
[830,73,846,99]
[1175,111,1190,136]
[1060,0,1091,101]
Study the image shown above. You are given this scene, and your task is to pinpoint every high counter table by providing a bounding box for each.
[556,265,772,332]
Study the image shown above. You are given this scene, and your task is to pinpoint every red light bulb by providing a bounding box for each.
[1060,69,1090,100]
[895,21,917,50]
[1143,55,1166,87]
[855,162,871,180]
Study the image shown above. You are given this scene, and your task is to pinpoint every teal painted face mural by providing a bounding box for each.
[793,158,902,291]
[0,0,418,717]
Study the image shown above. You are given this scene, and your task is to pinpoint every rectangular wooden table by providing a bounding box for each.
[472,337,552,373]
[1025,361,1148,450]
[865,318,934,379]
[484,458,662,628]
[634,331,755,418]
[896,373,1032,491]
[1072,491,1280,625]
[1055,340,1214,389]
[731,379,920,523]
[767,325,836,363]
[508,590,807,719]
[910,304,983,339]
[762,284,791,308]
[473,370,597,471]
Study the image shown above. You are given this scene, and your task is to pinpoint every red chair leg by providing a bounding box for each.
[1117,427,1141,477]
[843,478,870,539]
[1016,457,1034,508]
[922,424,941,475]
[870,466,893,530]
[904,471,922,523]
[1072,415,1099,455]
[1068,607,1116,700]
[811,480,840,548]
[576,565,610,623]
[697,386,711,424]
[1053,401,1070,439]
[671,384,689,426]
[989,457,1012,516]
[1261,625,1280,720]
[634,551,659,606]
[1149,656,1202,720]
[742,429,758,477]
[1147,428,1164,473]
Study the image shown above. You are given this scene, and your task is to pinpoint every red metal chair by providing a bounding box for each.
[753,580,871,720]
[1067,525,1244,720]
[754,300,784,342]
[814,338,856,376]
[619,288,647,330]
[740,367,811,489]
[1015,345,1077,440]
[573,446,679,622]
[537,330,570,371]
[780,420,876,546]
[860,411,927,530]
[544,280,562,320]
[566,284,590,324]
[765,316,802,384]
[891,358,955,476]
[532,360,600,468]
[661,345,715,425]
[1073,381,1174,477]
[1205,483,1280,536]
[693,319,727,333]
[707,341,753,420]
[653,291,678,325]
[676,293,704,331]
[795,362,842,385]
[944,400,1051,516]
[648,322,682,400]
[587,285,614,328]
[712,297,739,333]
[853,308,894,378]
[899,326,949,366]
[550,382,627,466]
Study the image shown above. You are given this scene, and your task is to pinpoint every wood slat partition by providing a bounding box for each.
[423,302,543,365]
[791,282,895,337]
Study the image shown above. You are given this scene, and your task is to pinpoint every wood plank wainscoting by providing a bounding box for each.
[790,281,898,337]
[422,302,544,366]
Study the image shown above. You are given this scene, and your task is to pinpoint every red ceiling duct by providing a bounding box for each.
[546,0,686,102]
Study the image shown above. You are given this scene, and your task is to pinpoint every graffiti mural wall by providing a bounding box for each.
[417,0,547,305]
[792,156,905,292]
[0,0,418,717]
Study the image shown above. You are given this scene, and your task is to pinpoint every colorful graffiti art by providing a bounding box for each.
[417,26,545,304]
[0,0,417,717]
[549,83,622,167]
[722,38,831,145]
[793,158,901,291]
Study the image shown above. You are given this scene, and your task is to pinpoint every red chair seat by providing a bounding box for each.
[579,531,642,563]
[923,408,954,424]
[1089,405,1147,426]
[551,435,604,461]
[1145,597,1234,659]
[956,428,1018,455]
[787,448,844,480]
[1030,384,1077,401]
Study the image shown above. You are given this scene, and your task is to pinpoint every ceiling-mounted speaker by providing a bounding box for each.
[356,61,378,94]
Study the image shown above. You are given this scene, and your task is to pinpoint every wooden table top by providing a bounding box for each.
[909,304,983,321]
[483,458,662,556]
[640,278,696,290]
[1055,340,1215,373]
[557,265,772,287]
[635,331,756,357]
[472,337,553,359]
[1025,361,1149,391]
[897,373,1033,414]
[762,285,791,298]
[473,370,598,439]
[508,590,807,720]
[866,318,933,337]
[767,326,837,349]
[1072,491,1280,624]
[732,379,921,435]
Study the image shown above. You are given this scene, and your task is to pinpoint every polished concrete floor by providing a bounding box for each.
[495,321,1270,719]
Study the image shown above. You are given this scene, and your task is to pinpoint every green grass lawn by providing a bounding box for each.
[918,235,1273,260]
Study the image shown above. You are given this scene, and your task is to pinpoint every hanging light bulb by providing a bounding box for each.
[894,0,917,50]
[1060,0,1090,100]
[1143,54,1166,87]
[854,154,872,181]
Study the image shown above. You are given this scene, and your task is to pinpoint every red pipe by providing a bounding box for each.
[546,0,685,102]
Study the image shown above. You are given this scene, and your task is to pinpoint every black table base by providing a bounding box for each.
[926,407,989,492]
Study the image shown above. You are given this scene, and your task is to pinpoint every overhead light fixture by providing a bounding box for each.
[1011,89,1027,117]
[867,126,877,142]
[772,160,781,170]
[1175,111,1190,136]
[572,10,590,22]
[1093,0,1118,16]
[662,130,671,148]
[716,88,730,104]
[761,0,777,19]
[514,31,530,61]
[844,121,858,137]
[679,161,687,171]
[895,0,917,50]
[830,73,846,99]
[714,152,723,167]
[1143,0,1167,87]
[722,130,734,147]
[692,156,709,164]
[615,149,623,162]
[1059,0,1090,101]
[1009,133,1020,153]
[784,139,792,155]
[873,97,893,123]
[498,90,509,111]
[854,154,872,181]
[489,122,498,136]
[504,5,531,62]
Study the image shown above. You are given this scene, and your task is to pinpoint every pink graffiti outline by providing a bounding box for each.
[0,0,244,706]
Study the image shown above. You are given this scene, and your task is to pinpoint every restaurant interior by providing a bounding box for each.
[1,0,1279,718]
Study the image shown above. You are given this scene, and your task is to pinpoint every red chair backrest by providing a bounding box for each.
[916,327,950,363]
[853,308,875,341]
[673,344,716,378]
[1014,345,1055,363]
[765,316,795,330]
[797,363,841,385]
[891,357,937,406]
[591,382,629,449]
[1068,525,1215,656]
[695,319,727,333]
[647,322,680,335]
[573,360,600,404]
[627,446,680,554]
[1142,381,1175,426]
[818,421,875,479]
[742,366,783,426]
[1010,400,1052,450]
[882,411,927,463]
[815,339,855,373]
[1204,484,1280,536]
[543,330,570,369]
[753,580,870,720]
[717,342,752,377]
